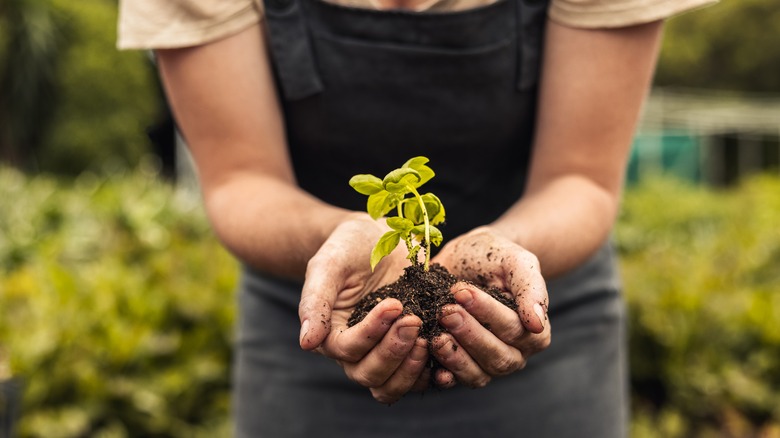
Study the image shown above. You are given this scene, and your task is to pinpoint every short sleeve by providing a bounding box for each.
[117,0,264,49]
[549,0,718,29]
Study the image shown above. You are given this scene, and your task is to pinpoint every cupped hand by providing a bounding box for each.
[298,214,430,404]
[430,226,551,389]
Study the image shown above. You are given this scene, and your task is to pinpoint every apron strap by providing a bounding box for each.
[263,0,324,100]
[515,0,549,91]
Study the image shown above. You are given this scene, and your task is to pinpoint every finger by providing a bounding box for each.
[342,315,422,388]
[451,285,552,360]
[320,298,404,361]
[431,333,492,388]
[369,337,429,404]
[439,304,526,376]
[411,366,433,392]
[517,321,552,359]
[299,249,347,350]
[433,368,457,389]
[451,282,528,347]
[504,251,548,334]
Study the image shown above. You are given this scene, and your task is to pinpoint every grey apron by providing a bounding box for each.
[233,0,628,435]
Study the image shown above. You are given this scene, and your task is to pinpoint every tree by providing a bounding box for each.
[656,0,780,92]
[1,0,162,175]
[0,0,64,168]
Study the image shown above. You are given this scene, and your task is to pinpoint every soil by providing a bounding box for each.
[347,263,517,362]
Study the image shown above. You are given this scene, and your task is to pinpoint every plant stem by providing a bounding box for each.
[397,200,417,263]
[407,185,431,271]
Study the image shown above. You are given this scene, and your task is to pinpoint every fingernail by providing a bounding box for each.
[440,311,463,329]
[411,343,427,361]
[533,303,546,329]
[435,336,455,355]
[382,308,400,324]
[453,288,473,307]
[399,325,420,342]
[299,319,310,344]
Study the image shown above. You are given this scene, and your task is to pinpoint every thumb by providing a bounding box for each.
[298,252,342,350]
[508,252,548,334]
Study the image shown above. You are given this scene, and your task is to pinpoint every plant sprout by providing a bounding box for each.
[349,156,446,272]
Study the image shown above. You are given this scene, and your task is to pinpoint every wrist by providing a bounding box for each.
[468,224,527,250]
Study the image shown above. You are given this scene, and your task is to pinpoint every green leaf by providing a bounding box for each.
[383,168,420,194]
[401,194,445,226]
[366,191,398,219]
[386,217,414,233]
[421,193,446,225]
[412,225,443,246]
[403,200,424,225]
[402,156,435,187]
[370,230,401,271]
[428,225,443,246]
[349,174,383,195]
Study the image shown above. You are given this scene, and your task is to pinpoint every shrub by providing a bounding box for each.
[618,175,780,437]
[35,0,162,175]
[2,168,780,437]
[0,166,237,437]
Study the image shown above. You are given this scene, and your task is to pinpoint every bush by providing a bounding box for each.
[618,175,780,437]
[656,0,780,92]
[0,166,237,437]
[2,168,780,437]
[35,0,162,175]
[0,0,162,175]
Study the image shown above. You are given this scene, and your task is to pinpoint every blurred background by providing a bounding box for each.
[1,0,779,436]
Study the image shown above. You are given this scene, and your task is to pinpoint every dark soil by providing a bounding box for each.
[347,263,517,357]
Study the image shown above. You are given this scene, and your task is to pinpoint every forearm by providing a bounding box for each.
[490,175,618,278]
[203,171,363,280]
[154,24,371,280]
[489,19,664,278]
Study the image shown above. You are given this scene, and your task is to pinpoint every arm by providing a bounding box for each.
[156,24,428,403]
[156,24,349,280]
[493,18,665,278]
[431,19,664,387]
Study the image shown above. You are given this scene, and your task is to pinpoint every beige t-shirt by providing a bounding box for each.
[118,0,717,49]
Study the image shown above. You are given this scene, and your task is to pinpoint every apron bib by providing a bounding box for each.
[264,0,547,238]
[233,1,628,436]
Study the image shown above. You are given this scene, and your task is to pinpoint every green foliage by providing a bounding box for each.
[0,0,161,174]
[617,175,780,437]
[3,169,780,436]
[37,0,161,174]
[656,0,780,92]
[0,0,65,166]
[349,156,445,271]
[0,167,237,437]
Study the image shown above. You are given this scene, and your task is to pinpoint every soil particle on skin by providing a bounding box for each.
[347,263,517,365]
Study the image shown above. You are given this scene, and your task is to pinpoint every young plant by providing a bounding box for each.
[349,156,446,272]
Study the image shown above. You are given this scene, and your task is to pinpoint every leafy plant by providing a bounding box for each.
[0,167,237,437]
[617,174,780,437]
[3,168,780,437]
[349,156,445,271]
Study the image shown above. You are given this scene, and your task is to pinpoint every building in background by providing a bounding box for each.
[629,88,780,187]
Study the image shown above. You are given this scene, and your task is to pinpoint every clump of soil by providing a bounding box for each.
[347,263,517,352]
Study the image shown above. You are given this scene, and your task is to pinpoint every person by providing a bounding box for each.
[119,0,715,436]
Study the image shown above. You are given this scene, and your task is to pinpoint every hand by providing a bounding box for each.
[430,227,551,388]
[298,214,430,404]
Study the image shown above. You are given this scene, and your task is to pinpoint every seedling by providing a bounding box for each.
[349,156,446,272]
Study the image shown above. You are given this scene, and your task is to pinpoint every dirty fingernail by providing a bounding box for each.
[381,309,400,324]
[411,343,427,361]
[399,325,420,342]
[435,336,453,353]
[533,303,546,329]
[299,319,310,344]
[441,311,463,329]
[454,288,474,307]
